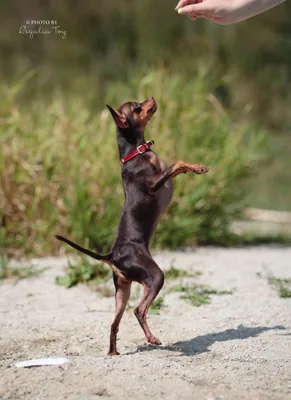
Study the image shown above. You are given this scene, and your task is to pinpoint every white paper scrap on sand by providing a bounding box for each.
[15,357,71,368]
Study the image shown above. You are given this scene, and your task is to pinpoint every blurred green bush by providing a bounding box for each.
[1,0,290,222]
[0,68,264,256]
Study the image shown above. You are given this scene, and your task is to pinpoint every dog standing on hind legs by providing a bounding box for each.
[56,96,209,355]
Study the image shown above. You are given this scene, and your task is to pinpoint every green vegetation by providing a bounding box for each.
[55,258,231,309]
[257,272,291,298]
[149,297,165,314]
[240,233,291,246]
[0,253,10,280]
[1,1,291,257]
[165,266,192,280]
[267,276,291,299]
[1,69,264,256]
[56,256,111,289]
[164,261,201,280]
[174,283,232,306]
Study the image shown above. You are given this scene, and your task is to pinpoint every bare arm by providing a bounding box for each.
[176,0,286,25]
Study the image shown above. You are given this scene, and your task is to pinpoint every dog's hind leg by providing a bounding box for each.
[108,275,132,356]
[134,265,164,345]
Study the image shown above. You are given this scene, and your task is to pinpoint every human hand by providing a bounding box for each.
[175,0,285,25]
[175,0,240,24]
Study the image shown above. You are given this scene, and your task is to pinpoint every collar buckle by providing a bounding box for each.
[137,144,146,154]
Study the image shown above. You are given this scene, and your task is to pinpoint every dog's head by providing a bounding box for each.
[106,97,157,132]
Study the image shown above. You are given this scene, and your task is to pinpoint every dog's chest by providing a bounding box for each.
[148,152,167,173]
[148,152,173,202]
[158,177,173,208]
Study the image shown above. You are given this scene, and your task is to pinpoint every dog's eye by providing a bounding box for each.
[133,104,142,114]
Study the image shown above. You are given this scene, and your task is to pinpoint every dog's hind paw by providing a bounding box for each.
[107,351,120,356]
[147,336,162,345]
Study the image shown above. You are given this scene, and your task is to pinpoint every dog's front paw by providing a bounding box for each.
[199,165,209,174]
[191,164,209,174]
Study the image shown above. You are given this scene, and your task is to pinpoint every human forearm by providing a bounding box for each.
[176,0,286,25]
[229,0,286,23]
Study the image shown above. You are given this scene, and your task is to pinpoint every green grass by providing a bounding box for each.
[267,276,291,298]
[55,257,233,310]
[1,68,265,256]
[56,256,111,289]
[246,132,291,211]
[239,233,291,246]
[257,272,291,298]
[149,297,165,314]
[278,286,291,298]
[164,260,201,280]
[0,253,9,280]
[1,0,291,242]
[165,266,191,280]
[174,283,232,306]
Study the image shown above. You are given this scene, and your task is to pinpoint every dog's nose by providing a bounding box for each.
[149,96,155,101]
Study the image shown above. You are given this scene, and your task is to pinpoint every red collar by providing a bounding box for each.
[121,140,154,164]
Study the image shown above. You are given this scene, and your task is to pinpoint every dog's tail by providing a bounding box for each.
[55,235,112,262]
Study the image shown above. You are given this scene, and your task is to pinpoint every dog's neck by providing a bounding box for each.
[116,128,146,160]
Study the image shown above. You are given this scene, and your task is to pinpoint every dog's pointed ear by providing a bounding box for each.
[106,105,129,129]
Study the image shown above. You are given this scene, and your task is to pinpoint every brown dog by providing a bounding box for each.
[56,97,209,355]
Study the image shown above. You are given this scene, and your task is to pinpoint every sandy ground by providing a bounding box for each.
[0,246,291,400]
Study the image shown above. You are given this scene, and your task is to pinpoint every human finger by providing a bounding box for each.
[177,2,210,15]
[175,0,196,11]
